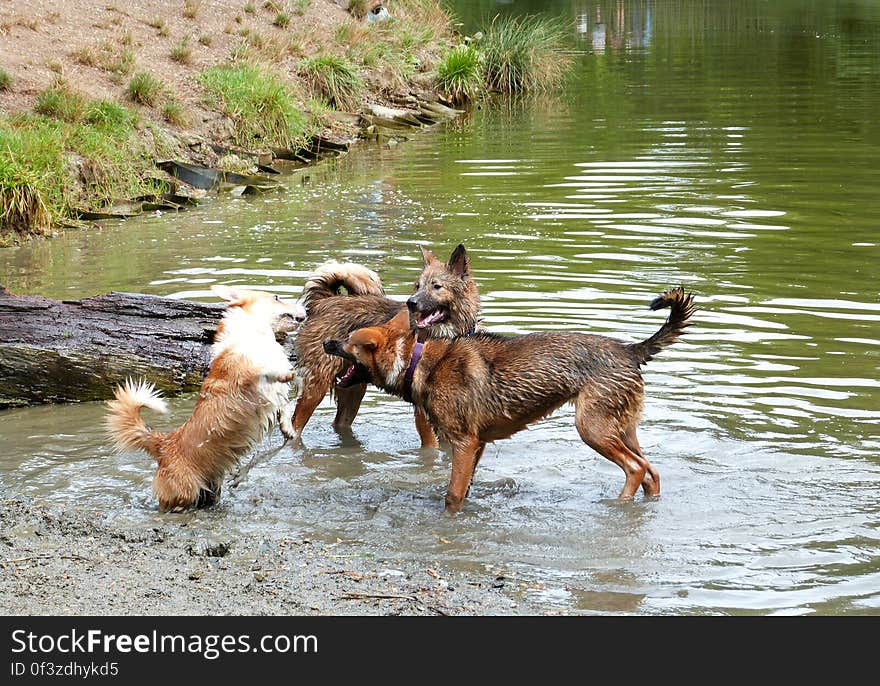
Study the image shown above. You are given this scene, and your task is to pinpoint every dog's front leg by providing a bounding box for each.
[445,436,484,513]
[333,383,367,431]
[278,401,296,439]
[264,366,296,384]
[282,380,326,443]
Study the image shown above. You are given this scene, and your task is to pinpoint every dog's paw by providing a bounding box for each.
[276,370,295,383]
[278,404,296,440]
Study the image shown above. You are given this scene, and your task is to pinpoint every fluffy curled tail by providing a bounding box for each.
[105,378,167,458]
[629,287,696,365]
[301,260,384,311]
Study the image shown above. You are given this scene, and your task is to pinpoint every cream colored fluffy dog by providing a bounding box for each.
[106,286,305,512]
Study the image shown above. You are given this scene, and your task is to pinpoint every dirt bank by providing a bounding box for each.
[0,494,538,616]
[0,0,457,241]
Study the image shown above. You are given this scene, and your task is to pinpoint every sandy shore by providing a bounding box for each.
[0,494,536,616]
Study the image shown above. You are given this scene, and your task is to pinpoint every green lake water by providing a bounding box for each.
[1,0,878,614]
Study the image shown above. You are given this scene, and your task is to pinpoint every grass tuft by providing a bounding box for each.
[84,100,137,129]
[347,0,368,20]
[34,84,88,122]
[298,54,363,111]
[436,44,482,104]
[183,0,202,19]
[73,42,135,77]
[480,14,573,94]
[126,71,164,106]
[0,161,52,236]
[72,46,98,67]
[161,100,189,126]
[0,68,11,91]
[199,63,309,149]
[170,38,193,65]
[273,11,291,28]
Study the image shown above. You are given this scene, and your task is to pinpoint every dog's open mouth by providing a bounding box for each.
[335,363,370,388]
[415,308,448,329]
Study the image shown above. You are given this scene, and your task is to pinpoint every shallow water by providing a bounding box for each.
[1,0,879,615]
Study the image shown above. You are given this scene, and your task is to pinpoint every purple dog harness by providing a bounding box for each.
[402,341,424,403]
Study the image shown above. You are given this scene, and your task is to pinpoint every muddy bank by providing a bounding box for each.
[0,494,536,616]
[0,0,460,241]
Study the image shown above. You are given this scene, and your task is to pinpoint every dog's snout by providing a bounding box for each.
[406,296,418,312]
[323,339,338,354]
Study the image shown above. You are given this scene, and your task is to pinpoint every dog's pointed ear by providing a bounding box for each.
[350,328,381,352]
[211,285,246,307]
[419,245,437,266]
[447,244,469,278]
[390,307,413,331]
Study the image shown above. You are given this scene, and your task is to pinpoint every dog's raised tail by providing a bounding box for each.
[629,287,695,365]
[105,378,167,458]
[301,260,385,311]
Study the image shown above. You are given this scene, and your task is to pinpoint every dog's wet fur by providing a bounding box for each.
[325,288,696,512]
[285,244,480,446]
[106,286,305,512]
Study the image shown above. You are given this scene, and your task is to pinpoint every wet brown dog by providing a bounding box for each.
[324,288,695,512]
[282,244,480,447]
[106,286,306,512]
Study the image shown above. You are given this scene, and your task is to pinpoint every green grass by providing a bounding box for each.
[0,68,13,91]
[84,100,137,128]
[73,42,135,78]
[0,108,159,237]
[103,47,136,80]
[480,14,572,94]
[126,72,164,106]
[199,64,309,149]
[34,84,88,122]
[198,33,213,46]
[342,1,448,90]
[161,100,189,126]
[0,159,52,237]
[347,0,368,20]
[298,54,363,111]
[273,11,291,28]
[170,38,193,65]
[436,44,482,104]
[305,96,334,129]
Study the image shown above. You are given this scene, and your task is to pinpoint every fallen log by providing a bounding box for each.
[0,287,295,408]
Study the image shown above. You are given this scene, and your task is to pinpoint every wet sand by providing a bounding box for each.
[0,494,534,616]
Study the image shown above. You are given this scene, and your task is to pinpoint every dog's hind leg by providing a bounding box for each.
[414,407,439,449]
[333,383,366,431]
[575,394,650,500]
[622,426,660,497]
[445,436,485,513]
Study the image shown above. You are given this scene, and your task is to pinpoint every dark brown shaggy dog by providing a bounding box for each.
[281,244,480,447]
[324,288,695,512]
